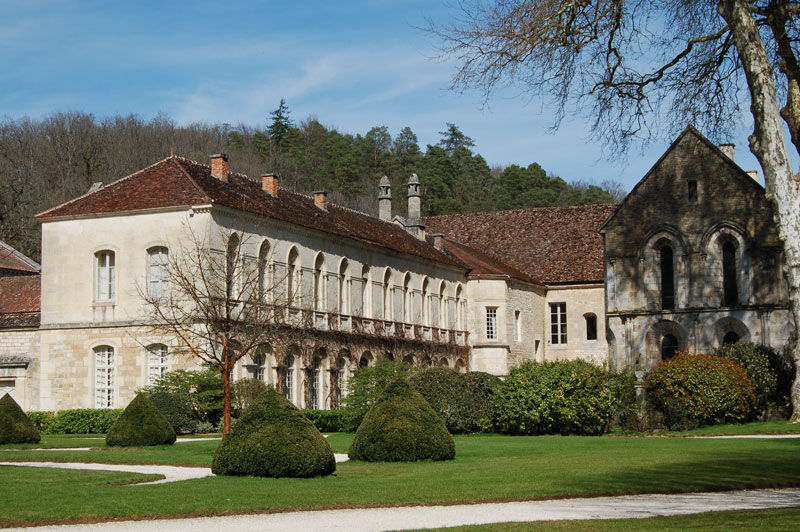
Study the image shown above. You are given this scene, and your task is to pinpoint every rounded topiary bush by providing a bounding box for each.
[408,367,490,433]
[212,387,335,478]
[644,353,757,430]
[489,360,620,435]
[106,393,177,446]
[0,393,40,444]
[348,379,455,462]
[465,371,503,396]
[713,341,794,417]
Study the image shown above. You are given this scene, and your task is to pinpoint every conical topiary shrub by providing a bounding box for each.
[348,378,455,462]
[0,393,40,444]
[106,393,177,446]
[211,387,336,478]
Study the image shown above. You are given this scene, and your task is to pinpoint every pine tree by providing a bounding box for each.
[267,99,294,147]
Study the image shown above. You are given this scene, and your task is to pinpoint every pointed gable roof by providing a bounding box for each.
[0,241,40,275]
[598,125,764,233]
[36,155,463,269]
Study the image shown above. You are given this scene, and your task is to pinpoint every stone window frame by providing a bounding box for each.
[146,246,169,300]
[584,313,598,341]
[485,306,498,340]
[313,252,327,312]
[702,222,752,309]
[257,239,272,304]
[94,249,116,302]
[638,226,689,312]
[146,343,169,385]
[338,257,351,316]
[550,302,567,345]
[93,344,115,408]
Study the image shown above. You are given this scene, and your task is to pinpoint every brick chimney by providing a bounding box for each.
[313,190,327,211]
[431,233,444,250]
[210,154,229,181]
[720,143,735,162]
[262,173,278,196]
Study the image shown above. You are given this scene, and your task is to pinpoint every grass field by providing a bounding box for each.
[1,432,799,527]
[671,419,800,436]
[419,507,800,531]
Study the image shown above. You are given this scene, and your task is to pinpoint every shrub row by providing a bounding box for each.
[27,408,122,434]
[301,408,360,432]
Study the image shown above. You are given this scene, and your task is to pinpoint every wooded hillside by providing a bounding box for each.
[0,107,622,261]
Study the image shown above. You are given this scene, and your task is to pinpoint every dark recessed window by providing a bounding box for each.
[660,245,675,310]
[661,334,679,359]
[723,331,740,345]
[585,315,597,341]
[722,242,739,307]
[688,181,698,203]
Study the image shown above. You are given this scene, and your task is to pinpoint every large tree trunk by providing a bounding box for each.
[719,0,800,421]
[221,344,233,437]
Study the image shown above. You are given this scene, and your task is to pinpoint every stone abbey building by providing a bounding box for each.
[0,127,792,411]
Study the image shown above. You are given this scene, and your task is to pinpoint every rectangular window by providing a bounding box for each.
[311,368,320,410]
[148,247,169,299]
[688,180,698,203]
[515,310,521,343]
[96,251,115,301]
[94,346,114,408]
[284,368,293,402]
[147,344,169,385]
[585,315,598,341]
[550,303,567,344]
[486,307,497,340]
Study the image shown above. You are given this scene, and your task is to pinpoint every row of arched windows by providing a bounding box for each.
[229,235,466,329]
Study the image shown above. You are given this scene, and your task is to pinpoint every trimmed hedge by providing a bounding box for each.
[106,394,177,446]
[301,408,359,432]
[27,408,122,434]
[212,387,336,478]
[0,393,40,444]
[644,353,757,430]
[713,341,794,416]
[489,360,621,435]
[348,379,455,462]
[408,367,492,433]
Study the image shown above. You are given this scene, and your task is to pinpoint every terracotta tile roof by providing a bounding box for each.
[0,275,41,314]
[0,241,40,274]
[37,156,464,269]
[425,204,618,284]
[0,312,40,329]
[435,237,539,284]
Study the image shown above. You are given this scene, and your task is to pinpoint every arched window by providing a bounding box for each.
[146,344,168,385]
[258,241,270,303]
[335,356,348,405]
[660,245,675,310]
[251,344,270,382]
[95,250,115,301]
[438,281,447,328]
[284,354,295,402]
[661,334,679,359]
[722,241,739,306]
[287,247,300,306]
[383,269,392,320]
[403,273,412,322]
[422,277,430,326]
[314,253,326,311]
[361,265,371,318]
[585,314,598,341]
[339,259,350,315]
[455,284,464,330]
[311,353,323,410]
[226,234,240,301]
[147,247,169,299]
[723,331,740,345]
[359,353,371,367]
[94,345,114,408]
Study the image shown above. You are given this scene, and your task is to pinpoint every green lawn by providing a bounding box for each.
[0,433,799,526]
[670,420,800,436]
[419,507,800,531]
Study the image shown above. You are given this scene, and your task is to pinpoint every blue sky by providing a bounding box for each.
[0,0,781,191]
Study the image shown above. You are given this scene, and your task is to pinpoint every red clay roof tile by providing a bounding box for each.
[0,275,40,314]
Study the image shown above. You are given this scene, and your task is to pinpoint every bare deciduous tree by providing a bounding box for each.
[140,223,287,437]
[432,0,800,420]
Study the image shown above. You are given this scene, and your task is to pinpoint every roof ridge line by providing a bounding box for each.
[425,202,619,220]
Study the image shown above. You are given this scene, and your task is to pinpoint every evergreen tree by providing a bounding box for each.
[267,99,294,147]
[393,127,421,169]
[437,123,475,155]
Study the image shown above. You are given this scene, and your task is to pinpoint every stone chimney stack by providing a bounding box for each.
[720,143,735,162]
[313,190,328,211]
[378,175,392,221]
[210,154,229,181]
[262,173,278,196]
[406,173,426,239]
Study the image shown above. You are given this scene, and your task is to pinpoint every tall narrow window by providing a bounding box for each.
[258,241,270,303]
[486,307,498,340]
[688,180,698,203]
[722,241,739,306]
[94,346,114,408]
[383,269,392,320]
[226,234,239,301]
[515,310,522,342]
[311,357,322,410]
[339,259,350,315]
[585,315,598,341]
[455,285,464,330]
[146,344,168,385]
[336,357,347,405]
[95,251,115,301]
[361,265,371,318]
[287,248,299,306]
[314,254,325,311]
[439,281,447,328]
[550,303,567,344]
[403,274,412,322]
[284,355,294,402]
[660,245,675,310]
[422,278,430,326]
[148,247,169,299]
[661,334,679,359]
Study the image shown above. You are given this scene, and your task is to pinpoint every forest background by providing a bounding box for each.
[0,102,623,262]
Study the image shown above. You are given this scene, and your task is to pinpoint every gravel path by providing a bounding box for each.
[2,488,798,531]
[0,461,211,485]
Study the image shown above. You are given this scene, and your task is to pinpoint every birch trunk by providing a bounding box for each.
[719,0,800,421]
